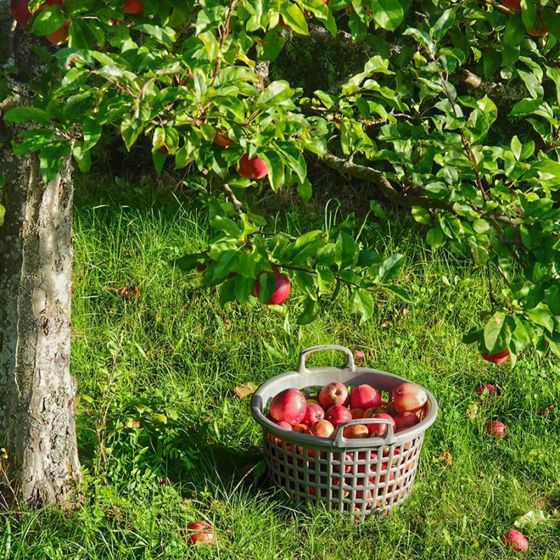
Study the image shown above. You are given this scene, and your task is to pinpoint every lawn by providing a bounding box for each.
[1,179,559,559]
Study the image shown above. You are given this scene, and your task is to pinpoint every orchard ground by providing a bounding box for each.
[1,179,560,559]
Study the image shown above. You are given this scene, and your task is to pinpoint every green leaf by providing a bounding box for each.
[371,0,404,32]
[378,254,405,282]
[297,297,321,324]
[279,4,308,35]
[29,6,66,36]
[4,107,51,125]
[351,289,374,323]
[526,305,554,333]
[432,8,456,41]
[0,204,4,227]
[383,284,412,303]
[426,227,445,249]
[484,311,506,351]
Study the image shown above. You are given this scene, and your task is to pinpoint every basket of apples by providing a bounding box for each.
[251,345,438,516]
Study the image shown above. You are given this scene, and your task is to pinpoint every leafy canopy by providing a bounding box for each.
[3,0,560,364]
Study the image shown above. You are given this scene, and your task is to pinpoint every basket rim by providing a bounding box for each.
[250,365,438,450]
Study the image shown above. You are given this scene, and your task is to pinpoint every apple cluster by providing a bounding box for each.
[268,381,428,441]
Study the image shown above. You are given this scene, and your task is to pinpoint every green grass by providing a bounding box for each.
[1,179,560,559]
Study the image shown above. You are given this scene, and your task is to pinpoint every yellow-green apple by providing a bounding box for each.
[311,419,334,438]
[325,405,352,428]
[502,529,529,551]
[481,348,509,364]
[319,382,349,408]
[485,420,506,438]
[391,382,428,413]
[269,388,307,425]
[237,154,268,179]
[302,403,324,426]
[350,384,382,410]
[367,412,396,437]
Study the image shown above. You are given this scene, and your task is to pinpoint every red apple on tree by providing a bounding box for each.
[253,271,291,305]
[213,129,234,147]
[319,382,349,408]
[123,0,143,14]
[10,0,32,27]
[237,154,268,179]
[46,18,69,44]
[499,0,520,11]
[269,388,307,425]
[350,384,382,410]
[481,348,509,364]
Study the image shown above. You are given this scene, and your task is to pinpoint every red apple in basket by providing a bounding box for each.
[269,388,307,425]
[391,383,428,413]
[302,403,324,426]
[350,384,382,410]
[367,412,396,437]
[394,411,419,432]
[319,382,349,408]
[325,405,352,428]
[311,419,335,438]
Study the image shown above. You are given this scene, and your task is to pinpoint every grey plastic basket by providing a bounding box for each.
[251,345,438,517]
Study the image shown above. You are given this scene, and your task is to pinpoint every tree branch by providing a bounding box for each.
[320,153,453,211]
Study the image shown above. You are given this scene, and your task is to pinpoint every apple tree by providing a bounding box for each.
[2,0,560,506]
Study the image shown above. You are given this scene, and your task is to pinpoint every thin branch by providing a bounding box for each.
[320,153,453,211]
[223,183,244,216]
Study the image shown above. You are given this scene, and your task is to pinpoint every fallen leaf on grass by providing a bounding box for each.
[466,402,479,420]
[514,510,551,529]
[440,450,453,467]
[233,382,257,399]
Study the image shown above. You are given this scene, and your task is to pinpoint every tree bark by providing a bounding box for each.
[0,8,81,507]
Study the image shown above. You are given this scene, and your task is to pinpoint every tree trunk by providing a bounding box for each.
[0,8,81,507]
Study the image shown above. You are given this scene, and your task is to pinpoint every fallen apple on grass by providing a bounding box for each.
[485,420,506,439]
[502,529,529,551]
[186,521,216,545]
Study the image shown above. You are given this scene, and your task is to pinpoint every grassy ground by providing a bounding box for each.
[2,179,560,559]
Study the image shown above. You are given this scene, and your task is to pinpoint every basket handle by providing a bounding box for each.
[296,345,356,374]
[333,417,396,446]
